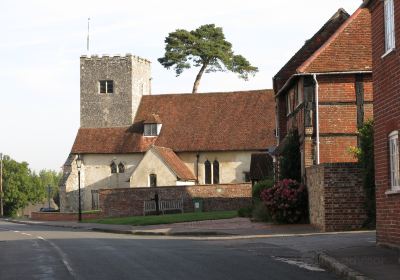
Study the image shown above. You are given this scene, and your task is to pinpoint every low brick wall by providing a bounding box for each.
[99,183,252,217]
[31,212,103,221]
[306,163,367,231]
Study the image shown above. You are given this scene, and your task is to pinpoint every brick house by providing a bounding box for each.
[273,7,373,180]
[363,0,400,247]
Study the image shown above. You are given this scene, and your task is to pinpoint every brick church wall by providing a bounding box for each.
[99,183,252,217]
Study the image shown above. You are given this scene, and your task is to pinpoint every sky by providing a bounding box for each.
[0,0,362,172]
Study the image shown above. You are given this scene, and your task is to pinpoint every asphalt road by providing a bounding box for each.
[0,220,354,280]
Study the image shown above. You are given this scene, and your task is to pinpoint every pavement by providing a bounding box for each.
[5,217,322,237]
[317,244,400,280]
[4,217,400,280]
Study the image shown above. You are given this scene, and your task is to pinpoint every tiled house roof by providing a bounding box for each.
[152,146,196,181]
[71,89,276,154]
[144,113,162,124]
[273,9,350,92]
[298,7,372,73]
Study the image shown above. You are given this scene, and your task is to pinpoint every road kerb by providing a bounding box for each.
[3,218,375,240]
[317,252,372,280]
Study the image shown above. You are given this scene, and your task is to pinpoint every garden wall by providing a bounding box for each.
[99,183,252,217]
[31,212,103,221]
[306,163,367,231]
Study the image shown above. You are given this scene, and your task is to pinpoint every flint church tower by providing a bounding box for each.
[80,54,151,128]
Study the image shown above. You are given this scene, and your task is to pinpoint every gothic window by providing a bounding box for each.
[118,162,125,173]
[110,161,117,174]
[204,160,211,184]
[99,80,114,94]
[149,174,157,187]
[213,160,220,184]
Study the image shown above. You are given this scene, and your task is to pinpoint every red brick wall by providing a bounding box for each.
[369,0,400,246]
[364,76,374,102]
[318,75,356,102]
[319,105,357,134]
[319,136,358,163]
[31,212,103,221]
[99,184,252,217]
[278,74,372,166]
[306,163,367,231]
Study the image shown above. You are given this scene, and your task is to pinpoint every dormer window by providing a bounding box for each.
[144,123,158,136]
[99,80,114,94]
[143,114,162,137]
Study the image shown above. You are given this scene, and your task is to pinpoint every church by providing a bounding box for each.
[60,54,276,212]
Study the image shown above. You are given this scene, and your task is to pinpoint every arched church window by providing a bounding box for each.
[213,160,220,184]
[205,160,211,184]
[110,162,117,174]
[118,162,125,173]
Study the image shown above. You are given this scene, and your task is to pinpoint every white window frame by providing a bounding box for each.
[204,159,221,184]
[389,131,400,191]
[99,80,114,94]
[296,78,304,107]
[144,123,158,137]
[384,0,396,53]
[286,91,292,115]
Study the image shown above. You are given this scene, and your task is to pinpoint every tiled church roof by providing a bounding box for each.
[152,146,196,181]
[71,89,276,154]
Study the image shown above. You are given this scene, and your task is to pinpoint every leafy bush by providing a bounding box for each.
[279,129,301,181]
[252,179,274,201]
[261,179,308,224]
[251,202,271,222]
[238,206,252,218]
[349,120,375,228]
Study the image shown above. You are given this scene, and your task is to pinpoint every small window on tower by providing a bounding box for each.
[99,80,114,94]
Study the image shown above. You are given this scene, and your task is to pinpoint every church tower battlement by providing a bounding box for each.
[80,54,151,128]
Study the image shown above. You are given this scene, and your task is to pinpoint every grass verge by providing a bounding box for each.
[84,211,238,226]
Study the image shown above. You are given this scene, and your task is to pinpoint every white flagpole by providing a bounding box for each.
[87,17,90,56]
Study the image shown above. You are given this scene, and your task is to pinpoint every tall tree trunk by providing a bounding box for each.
[192,63,208,94]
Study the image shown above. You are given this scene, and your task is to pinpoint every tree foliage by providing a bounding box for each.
[158,24,258,93]
[36,170,62,207]
[350,120,375,227]
[279,129,301,181]
[1,155,62,216]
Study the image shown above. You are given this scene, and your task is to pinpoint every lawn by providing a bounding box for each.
[85,211,238,226]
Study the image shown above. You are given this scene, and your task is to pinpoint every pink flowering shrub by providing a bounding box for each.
[260,179,308,224]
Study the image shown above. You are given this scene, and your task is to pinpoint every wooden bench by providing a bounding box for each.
[143,198,184,216]
[159,199,184,214]
[143,200,157,216]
